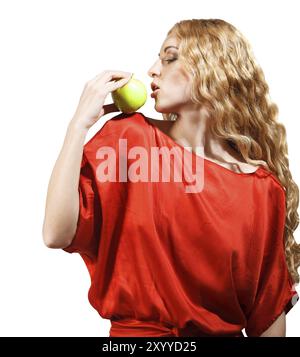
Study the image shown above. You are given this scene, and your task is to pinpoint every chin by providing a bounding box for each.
[154,101,178,115]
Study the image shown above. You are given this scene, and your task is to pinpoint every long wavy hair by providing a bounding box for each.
[163,18,300,284]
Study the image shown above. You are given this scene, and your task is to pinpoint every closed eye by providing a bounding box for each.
[162,58,177,64]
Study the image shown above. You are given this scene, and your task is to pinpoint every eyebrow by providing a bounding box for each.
[158,46,179,57]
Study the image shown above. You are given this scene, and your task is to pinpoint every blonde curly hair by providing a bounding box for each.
[163,18,300,284]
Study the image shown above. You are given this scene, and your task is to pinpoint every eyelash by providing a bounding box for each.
[162,58,177,64]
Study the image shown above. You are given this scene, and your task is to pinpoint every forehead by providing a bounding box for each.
[160,36,179,52]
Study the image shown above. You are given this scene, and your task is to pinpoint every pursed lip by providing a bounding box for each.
[151,81,160,92]
[151,89,159,98]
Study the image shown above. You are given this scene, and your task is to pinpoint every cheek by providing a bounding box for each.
[172,67,192,97]
[156,84,191,112]
[155,67,193,110]
[170,86,190,101]
[169,79,191,101]
[166,71,191,96]
[178,65,193,93]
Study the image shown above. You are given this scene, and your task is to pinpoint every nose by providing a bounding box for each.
[147,59,161,78]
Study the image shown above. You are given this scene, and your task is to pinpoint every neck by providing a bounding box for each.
[169,107,239,161]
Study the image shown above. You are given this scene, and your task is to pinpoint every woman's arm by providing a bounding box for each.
[42,71,133,249]
[259,311,286,337]
[42,117,88,249]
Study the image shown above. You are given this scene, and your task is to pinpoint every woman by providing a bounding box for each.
[42,19,300,337]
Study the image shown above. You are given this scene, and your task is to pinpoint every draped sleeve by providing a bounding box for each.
[245,180,299,337]
[61,112,149,283]
[62,149,101,262]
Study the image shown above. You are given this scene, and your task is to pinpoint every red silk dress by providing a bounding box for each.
[63,112,299,337]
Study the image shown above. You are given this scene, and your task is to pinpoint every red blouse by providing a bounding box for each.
[63,111,299,337]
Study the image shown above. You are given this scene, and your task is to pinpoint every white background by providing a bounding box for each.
[0,0,299,336]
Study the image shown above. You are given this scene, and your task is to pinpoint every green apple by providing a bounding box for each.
[111,74,147,114]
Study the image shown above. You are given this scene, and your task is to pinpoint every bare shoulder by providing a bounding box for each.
[143,116,260,174]
[215,151,261,174]
[235,161,261,174]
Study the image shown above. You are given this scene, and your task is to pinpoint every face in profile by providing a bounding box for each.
[147,36,195,117]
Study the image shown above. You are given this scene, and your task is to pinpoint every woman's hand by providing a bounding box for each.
[72,70,133,130]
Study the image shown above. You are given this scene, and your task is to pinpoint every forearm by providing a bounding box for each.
[42,117,88,248]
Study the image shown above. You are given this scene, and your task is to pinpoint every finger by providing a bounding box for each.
[90,70,132,85]
[105,75,132,93]
[88,70,107,83]
[103,71,133,83]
